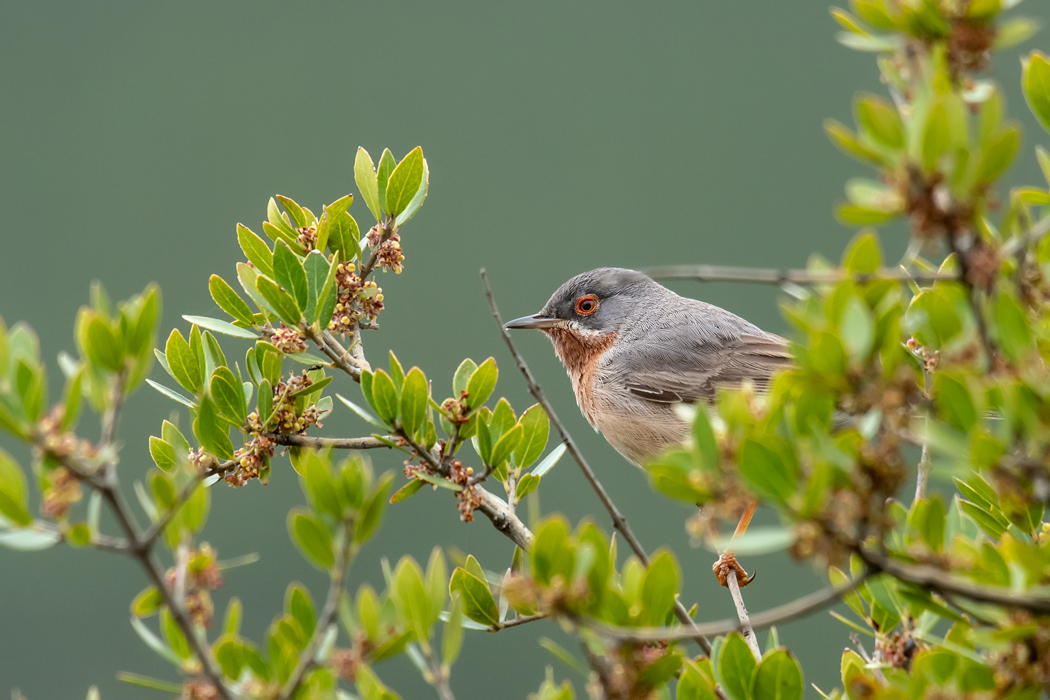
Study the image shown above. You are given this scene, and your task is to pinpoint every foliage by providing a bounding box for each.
[3,1,1050,699]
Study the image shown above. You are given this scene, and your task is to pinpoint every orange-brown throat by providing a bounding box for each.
[543,327,617,423]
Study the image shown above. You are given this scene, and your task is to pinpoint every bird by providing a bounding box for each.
[504,267,792,587]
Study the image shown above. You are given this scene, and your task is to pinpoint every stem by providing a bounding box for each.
[480,270,712,655]
[727,571,761,660]
[278,517,356,700]
[302,326,363,381]
[490,613,548,632]
[645,265,958,286]
[580,569,874,643]
[267,433,395,450]
[99,369,127,447]
[397,427,535,551]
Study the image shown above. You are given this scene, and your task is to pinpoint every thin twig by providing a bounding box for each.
[303,326,362,381]
[141,476,206,550]
[278,517,357,700]
[490,613,548,632]
[99,370,127,447]
[96,481,233,698]
[267,433,396,450]
[860,549,1050,614]
[645,265,958,286]
[945,234,997,363]
[726,571,761,659]
[912,367,932,506]
[480,270,712,655]
[580,569,874,643]
[398,427,535,551]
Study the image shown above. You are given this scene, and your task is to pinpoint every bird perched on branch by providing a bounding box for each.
[505,267,792,587]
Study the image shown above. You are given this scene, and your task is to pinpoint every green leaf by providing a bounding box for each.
[443,593,465,668]
[515,473,541,500]
[1023,51,1050,134]
[976,127,1020,183]
[148,436,176,472]
[256,275,302,325]
[710,526,796,557]
[145,379,195,408]
[933,373,977,432]
[840,296,874,362]
[396,154,429,225]
[844,178,902,213]
[165,329,201,394]
[288,584,317,639]
[640,551,679,626]
[719,632,757,700]
[466,357,498,410]
[117,673,184,694]
[354,473,392,544]
[237,223,274,277]
[209,275,256,326]
[738,437,795,504]
[390,478,426,503]
[276,194,307,227]
[824,119,887,167]
[515,404,550,469]
[921,102,950,172]
[750,649,803,700]
[85,317,123,372]
[386,147,425,218]
[213,635,244,680]
[452,358,477,397]
[304,455,342,521]
[376,149,396,215]
[0,447,30,527]
[355,147,382,222]
[995,293,1034,362]
[394,557,432,650]
[210,367,249,425]
[0,529,60,550]
[959,500,1008,539]
[836,204,896,226]
[855,94,903,149]
[161,607,192,659]
[400,367,428,437]
[194,397,234,460]
[370,369,399,426]
[449,568,499,627]
[301,251,329,324]
[489,424,523,467]
[182,315,258,340]
[288,510,335,570]
[131,586,162,617]
[274,240,309,310]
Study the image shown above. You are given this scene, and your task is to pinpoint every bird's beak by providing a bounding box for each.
[504,313,566,330]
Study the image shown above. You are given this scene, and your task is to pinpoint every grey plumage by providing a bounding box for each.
[508,267,791,466]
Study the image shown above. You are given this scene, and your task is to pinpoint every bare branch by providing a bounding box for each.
[726,571,761,660]
[99,369,127,448]
[860,549,1050,614]
[490,613,548,632]
[302,326,363,381]
[580,569,874,643]
[645,264,958,286]
[397,426,535,551]
[279,517,357,700]
[267,433,396,450]
[480,269,712,655]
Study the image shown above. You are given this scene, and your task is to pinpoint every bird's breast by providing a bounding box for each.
[544,328,617,427]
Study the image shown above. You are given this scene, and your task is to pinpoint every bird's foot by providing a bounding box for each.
[712,551,756,588]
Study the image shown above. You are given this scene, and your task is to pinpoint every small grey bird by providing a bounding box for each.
[504,267,791,467]
[505,267,791,587]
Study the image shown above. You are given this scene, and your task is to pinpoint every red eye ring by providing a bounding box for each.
[575,294,599,316]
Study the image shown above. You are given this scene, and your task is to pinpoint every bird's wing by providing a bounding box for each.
[618,306,793,405]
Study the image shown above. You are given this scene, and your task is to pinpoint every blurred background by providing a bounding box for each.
[1,2,1048,697]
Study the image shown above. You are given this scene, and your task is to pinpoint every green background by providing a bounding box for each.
[1,2,1047,697]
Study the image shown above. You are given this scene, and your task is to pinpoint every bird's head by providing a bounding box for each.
[504,267,660,338]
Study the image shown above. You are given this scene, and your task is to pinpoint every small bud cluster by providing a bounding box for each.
[37,406,97,465]
[178,680,220,700]
[296,225,318,251]
[448,459,482,522]
[164,543,224,629]
[327,261,385,335]
[875,630,923,671]
[225,373,325,487]
[41,466,82,519]
[367,226,405,274]
[271,325,307,354]
[993,614,1050,694]
[188,447,219,474]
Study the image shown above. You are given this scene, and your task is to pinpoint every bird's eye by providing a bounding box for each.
[575,295,599,316]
